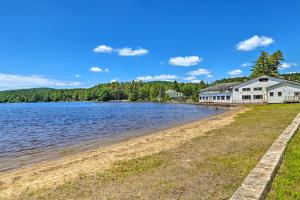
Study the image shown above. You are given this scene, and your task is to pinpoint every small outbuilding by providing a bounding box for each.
[166,89,184,99]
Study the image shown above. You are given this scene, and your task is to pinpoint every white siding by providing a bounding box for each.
[232,78,280,104]
[199,91,232,103]
[199,76,300,104]
[268,84,300,103]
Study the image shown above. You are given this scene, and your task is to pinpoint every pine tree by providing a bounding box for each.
[251,50,284,78]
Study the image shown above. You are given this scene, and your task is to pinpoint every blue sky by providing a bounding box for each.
[0,0,299,90]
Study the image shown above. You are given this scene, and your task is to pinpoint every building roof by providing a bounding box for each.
[267,80,300,91]
[231,75,300,88]
[201,82,240,92]
[166,89,180,94]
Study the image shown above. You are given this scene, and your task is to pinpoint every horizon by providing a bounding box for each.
[0,0,299,91]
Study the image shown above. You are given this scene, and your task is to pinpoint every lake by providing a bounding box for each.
[0,102,227,172]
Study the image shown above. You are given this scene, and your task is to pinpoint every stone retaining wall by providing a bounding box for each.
[230,112,300,200]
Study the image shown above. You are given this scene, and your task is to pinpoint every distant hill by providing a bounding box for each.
[211,76,250,85]
[0,81,207,103]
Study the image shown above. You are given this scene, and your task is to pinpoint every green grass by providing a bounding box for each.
[12,104,300,200]
[267,129,300,200]
[18,156,163,200]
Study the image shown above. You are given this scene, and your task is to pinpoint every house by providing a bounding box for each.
[166,89,184,99]
[199,75,300,104]
[199,82,239,103]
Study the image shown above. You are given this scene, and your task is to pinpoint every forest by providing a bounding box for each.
[0,81,208,103]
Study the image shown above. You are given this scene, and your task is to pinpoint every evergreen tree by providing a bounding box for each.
[251,50,284,78]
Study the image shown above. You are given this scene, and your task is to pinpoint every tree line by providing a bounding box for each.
[0,81,208,103]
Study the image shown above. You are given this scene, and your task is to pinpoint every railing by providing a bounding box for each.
[284,96,300,103]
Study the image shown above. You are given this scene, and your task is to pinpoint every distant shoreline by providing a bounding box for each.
[0,100,238,108]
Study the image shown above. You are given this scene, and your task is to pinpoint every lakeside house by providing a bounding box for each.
[199,75,300,104]
[165,89,184,99]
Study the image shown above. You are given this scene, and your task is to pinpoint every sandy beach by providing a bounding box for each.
[0,106,246,199]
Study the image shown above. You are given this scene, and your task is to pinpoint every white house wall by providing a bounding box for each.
[199,76,300,104]
[268,84,300,103]
[199,91,232,103]
[231,78,281,104]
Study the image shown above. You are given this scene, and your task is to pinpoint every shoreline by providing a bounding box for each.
[0,102,228,173]
[0,100,238,108]
[0,106,247,199]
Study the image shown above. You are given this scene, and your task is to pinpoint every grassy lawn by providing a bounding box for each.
[267,128,300,200]
[14,104,300,200]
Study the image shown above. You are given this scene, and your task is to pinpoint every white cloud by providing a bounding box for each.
[240,62,251,67]
[75,74,82,78]
[94,44,149,56]
[187,68,211,77]
[90,66,103,72]
[0,73,82,91]
[111,78,118,82]
[227,69,242,76]
[169,56,202,67]
[183,76,197,81]
[236,35,274,51]
[136,74,178,82]
[117,48,148,56]
[191,79,201,83]
[89,67,110,73]
[93,45,113,53]
[279,62,298,70]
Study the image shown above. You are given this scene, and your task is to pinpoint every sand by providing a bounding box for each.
[0,106,247,199]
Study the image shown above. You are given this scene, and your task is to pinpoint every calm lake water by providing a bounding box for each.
[0,102,227,172]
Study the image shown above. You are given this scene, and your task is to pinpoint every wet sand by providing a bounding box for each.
[0,106,247,199]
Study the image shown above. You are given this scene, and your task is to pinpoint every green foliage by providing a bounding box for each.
[251,50,284,78]
[267,129,300,199]
[281,72,300,82]
[211,76,250,85]
[0,81,208,103]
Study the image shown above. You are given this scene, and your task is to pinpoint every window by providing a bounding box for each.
[270,92,274,97]
[205,96,208,100]
[235,88,239,92]
[259,78,268,82]
[213,96,216,100]
[217,96,220,100]
[226,96,230,100]
[242,95,251,100]
[221,96,225,100]
[242,88,251,91]
[295,92,300,97]
[253,95,263,99]
[278,92,282,97]
[254,87,262,91]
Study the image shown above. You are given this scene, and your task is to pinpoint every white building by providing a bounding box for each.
[199,75,300,104]
[166,89,184,99]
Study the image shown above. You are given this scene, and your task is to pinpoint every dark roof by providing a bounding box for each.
[201,82,240,92]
